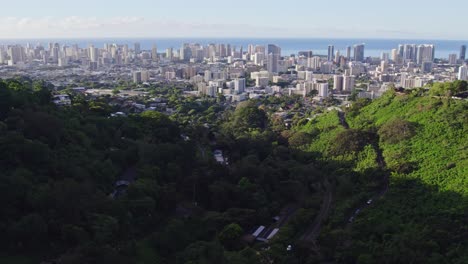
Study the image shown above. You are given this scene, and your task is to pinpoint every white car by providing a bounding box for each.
[367,199,373,205]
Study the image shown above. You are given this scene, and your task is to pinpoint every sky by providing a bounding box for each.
[0,0,466,39]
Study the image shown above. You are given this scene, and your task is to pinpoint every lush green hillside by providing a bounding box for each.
[297,86,468,263]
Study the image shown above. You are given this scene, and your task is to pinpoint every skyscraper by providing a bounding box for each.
[134,43,141,54]
[267,44,281,73]
[460,45,466,61]
[267,53,279,73]
[458,65,467,80]
[398,45,404,58]
[166,48,173,61]
[353,44,365,62]
[346,46,351,60]
[89,45,98,62]
[234,78,246,94]
[133,71,142,83]
[180,43,191,62]
[267,44,281,57]
[328,45,334,61]
[416,44,435,64]
[343,75,355,92]
[334,51,340,64]
[152,44,158,61]
[448,54,457,65]
[333,75,344,91]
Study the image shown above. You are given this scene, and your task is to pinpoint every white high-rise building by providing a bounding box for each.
[318,83,329,97]
[254,52,265,66]
[458,65,468,80]
[381,60,389,73]
[308,56,321,69]
[89,46,98,62]
[234,78,246,94]
[166,48,173,61]
[343,75,355,92]
[416,44,435,64]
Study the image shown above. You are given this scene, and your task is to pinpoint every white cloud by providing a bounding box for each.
[0,16,464,39]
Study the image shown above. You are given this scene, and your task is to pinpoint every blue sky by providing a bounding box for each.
[1,0,466,39]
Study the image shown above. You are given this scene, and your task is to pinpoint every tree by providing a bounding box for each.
[330,129,376,155]
[378,118,416,144]
[288,132,312,148]
[218,223,244,250]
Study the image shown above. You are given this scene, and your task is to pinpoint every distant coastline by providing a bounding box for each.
[1,38,466,58]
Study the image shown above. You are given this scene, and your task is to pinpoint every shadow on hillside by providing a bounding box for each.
[317,177,468,264]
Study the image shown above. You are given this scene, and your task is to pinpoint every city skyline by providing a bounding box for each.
[1,0,468,39]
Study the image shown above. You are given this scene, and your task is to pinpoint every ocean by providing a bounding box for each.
[1,38,467,59]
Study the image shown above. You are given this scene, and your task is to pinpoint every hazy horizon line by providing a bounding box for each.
[0,36,467,42]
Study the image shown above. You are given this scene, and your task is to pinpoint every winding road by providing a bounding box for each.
[299,183,332,242]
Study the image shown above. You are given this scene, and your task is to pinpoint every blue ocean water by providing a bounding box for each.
[1,38,467,59]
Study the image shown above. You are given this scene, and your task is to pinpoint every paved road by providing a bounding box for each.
[299,182,333,242]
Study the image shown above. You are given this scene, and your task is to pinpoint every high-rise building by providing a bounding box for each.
[133,71,142,83]
[141,71,150,82]
[134,43,141,54]
[416,44,435,64]
[421,61,433,73]
[308,56,321,69]
[248,44,255,55]
[398,45,404,58]
[268,44,281,57]
[381,60,389,73]
[346,46,351,60]
[8,45,25,65]
[400,72,407,87]
[180,43,191,62]
[0,50,5,64]
[328,45,334,61]
[460,45,466,61]
[227,44,232,57]
[353,44,365,62]
[448,54,458,65]
[458,65,468,80]
[267,44,281,73]
[343,75,355,92]
[333,75,344,91]
[204,70,212,82]
[152,44,158,61]
[234,78,246,94]
[318,83,329,97]
[381,52,389,61]
[334,51,340,64]
[267,53,279,73]
[89,45,98,62]
[166,48,173,61]
[52,43,60,63]
[391,49,400,64]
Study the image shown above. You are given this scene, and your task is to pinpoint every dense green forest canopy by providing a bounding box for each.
[0,78,466,264]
